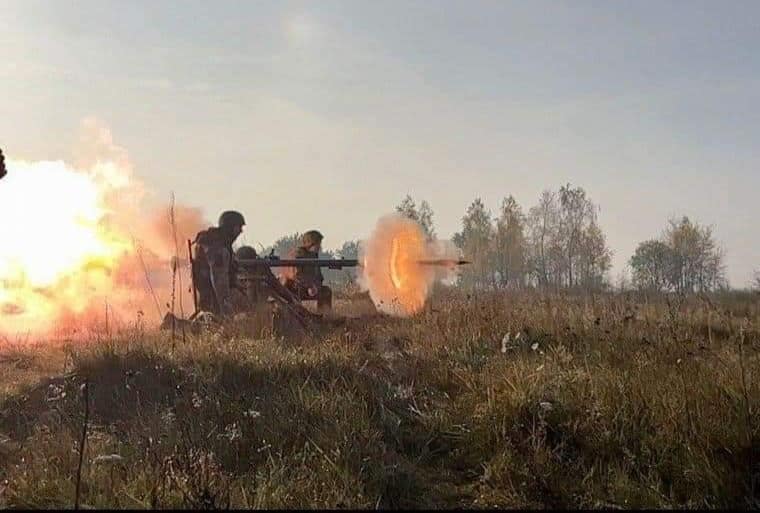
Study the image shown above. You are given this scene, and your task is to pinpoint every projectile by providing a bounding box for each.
[415,259,471,267]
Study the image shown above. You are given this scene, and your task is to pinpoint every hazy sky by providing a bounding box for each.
[1,0,758,286]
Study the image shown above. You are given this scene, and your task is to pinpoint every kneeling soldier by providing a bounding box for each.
[191,210,246,316]
[282,230,333,313]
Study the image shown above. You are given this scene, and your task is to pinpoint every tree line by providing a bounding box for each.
[444,185,613,291]
[260,187,744,293]
[629,217,727,293]
[393,189,732,293]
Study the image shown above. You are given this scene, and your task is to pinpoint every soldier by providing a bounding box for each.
[283,230,333,313]
[235,245,265,306]
[235,245,259,261]
[0,148,7,180]
[191,210,246,316]
[235,245,303,307]
[235,245,320,329]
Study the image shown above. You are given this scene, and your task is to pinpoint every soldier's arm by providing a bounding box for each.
[230,257,243,291]
[316,257,324,285]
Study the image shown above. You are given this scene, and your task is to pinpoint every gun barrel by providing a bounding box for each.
[237,257,469,269]
[237,258,360,269]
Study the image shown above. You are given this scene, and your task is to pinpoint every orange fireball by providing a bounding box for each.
[359,214,461,317]
[0,160,134,336]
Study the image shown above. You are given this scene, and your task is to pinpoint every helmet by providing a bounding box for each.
[235,245,258,260]
[218,210,246,230]
[301,230,323,248]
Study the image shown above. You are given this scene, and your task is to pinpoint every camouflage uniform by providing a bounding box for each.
[192,227,236,315]
[191,211,245,316]
[284,231,333,313]
[235,245,268,307]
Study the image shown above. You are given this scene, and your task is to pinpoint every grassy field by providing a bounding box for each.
[1,289,759,509]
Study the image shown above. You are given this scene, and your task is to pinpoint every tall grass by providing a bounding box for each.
[0,290,758,508]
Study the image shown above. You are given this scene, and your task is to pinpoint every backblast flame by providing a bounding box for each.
[0,122,205,340]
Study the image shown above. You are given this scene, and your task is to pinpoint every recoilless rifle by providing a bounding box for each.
[235,254,470,271]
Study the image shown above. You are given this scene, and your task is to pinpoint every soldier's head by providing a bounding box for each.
[235,245,258,261]
[301,230,323,252]
[218,210,246,242]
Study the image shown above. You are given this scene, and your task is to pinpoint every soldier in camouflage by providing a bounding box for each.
[235,245,311,309]
[191,210,246,316]
[234,245,262,306]
[283,230,333,313]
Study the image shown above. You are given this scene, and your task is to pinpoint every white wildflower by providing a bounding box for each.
[394,385,414,400]
[93,454,124,465]
[218,423,242,442]
[539,401,553,412]
[191,392,203,409]
[46,384,66,402]
[243,409,261,419]
[531,342,539,351]
[501,333,510,353]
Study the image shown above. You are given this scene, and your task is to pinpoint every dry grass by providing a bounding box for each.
[0,289,759,509]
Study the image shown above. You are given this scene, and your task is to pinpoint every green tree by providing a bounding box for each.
[396,195,417,220]
[454,198,494,290]
[629,216,726,293]
[578,220,612,290]
[262,233,301,258]
[558,184,597,288]
[337,240,359,260]
[417,200,436,240]
[395,194,436,240]
[526,186,610,291]
[629,239,671,292]
[526,190,559,288]
[332,240,360,286]
[493,195,526,289]
[664,216,726,293]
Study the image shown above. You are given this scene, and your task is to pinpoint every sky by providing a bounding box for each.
[1,0,758,287]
